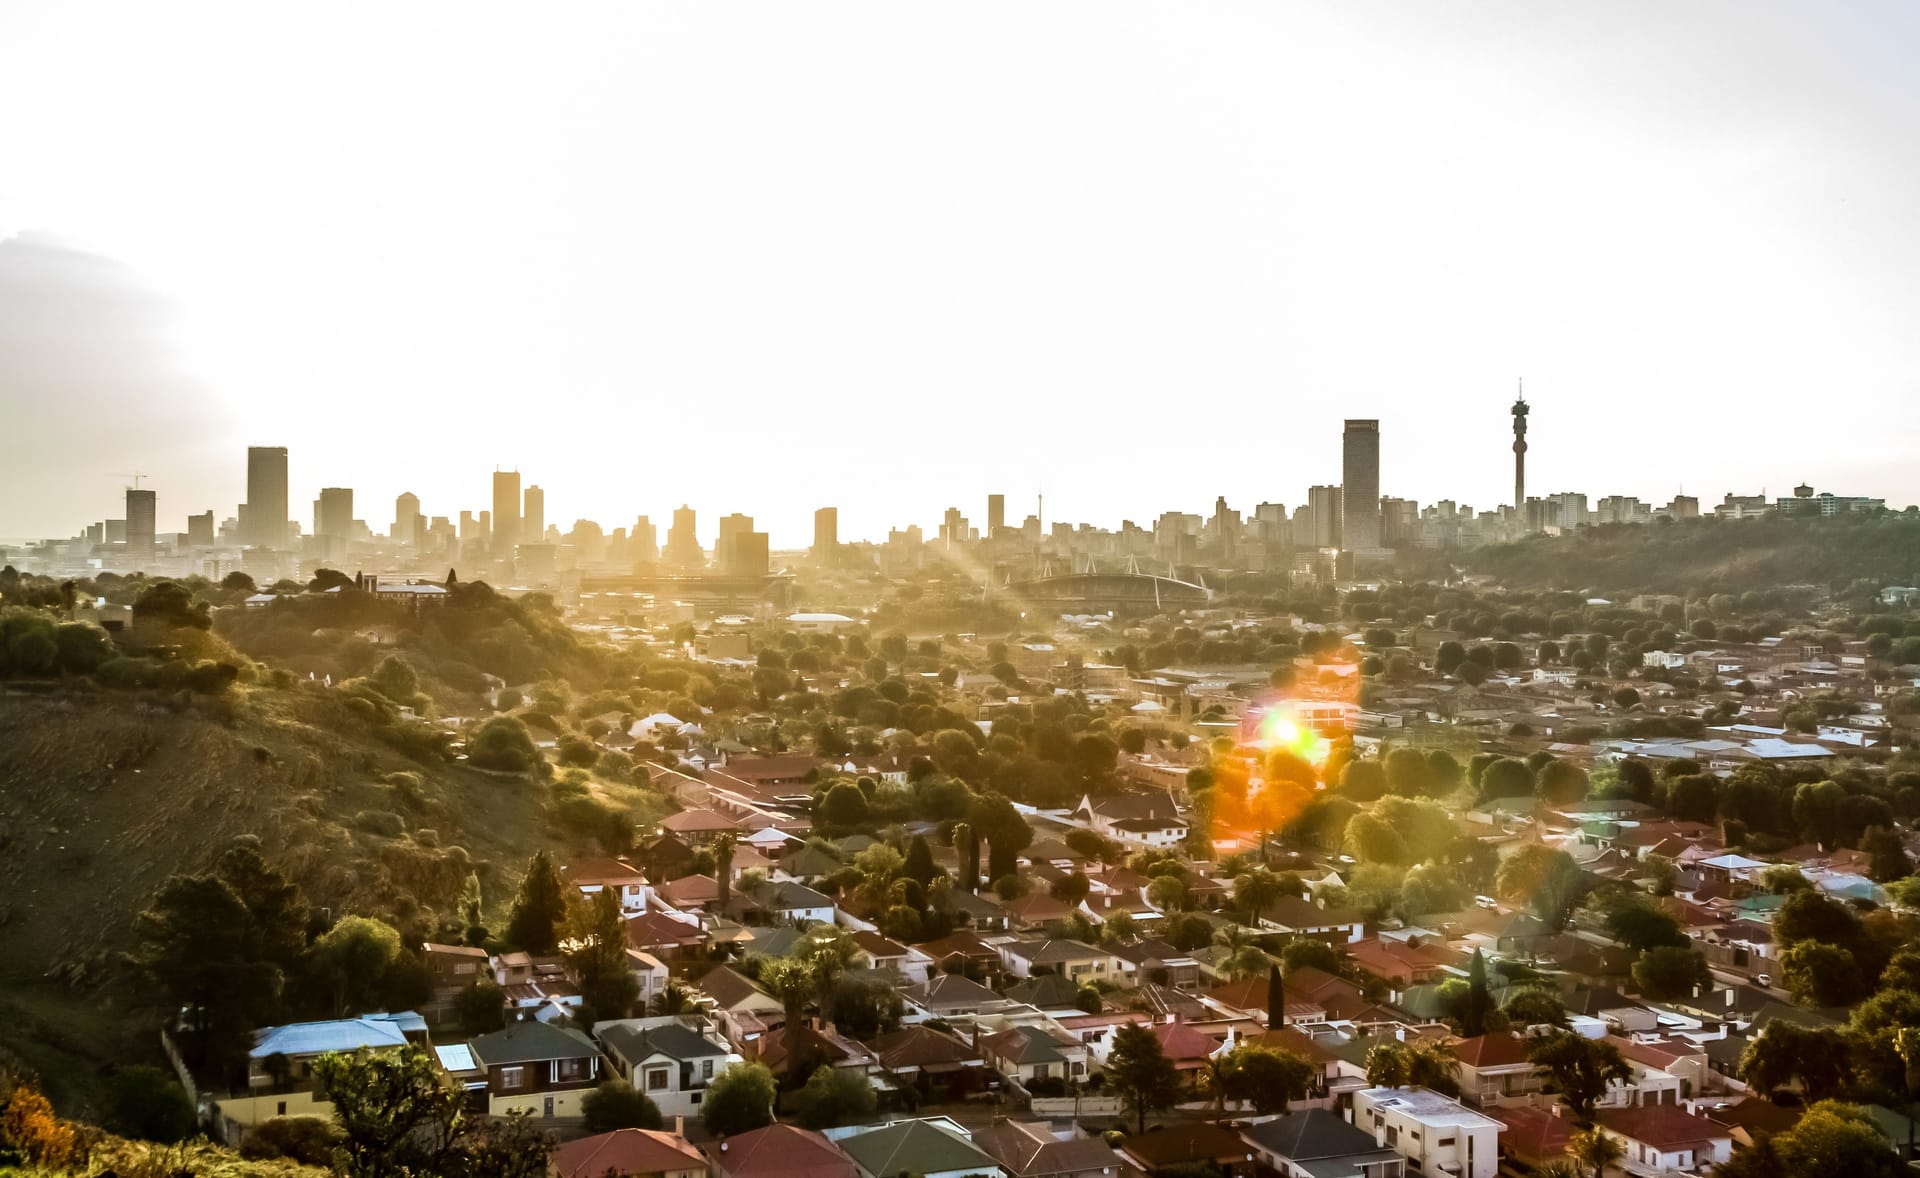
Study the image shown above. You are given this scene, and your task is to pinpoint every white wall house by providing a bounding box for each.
[1353,1087,1502,1178]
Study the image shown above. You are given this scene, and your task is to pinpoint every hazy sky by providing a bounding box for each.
[3,2,1918,547]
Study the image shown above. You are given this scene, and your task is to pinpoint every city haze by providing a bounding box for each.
[4,2,1920,545]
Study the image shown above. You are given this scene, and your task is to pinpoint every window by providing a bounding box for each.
[646,1067,670,1092]
[500,1067,525,1091]
[702,1059,714,1080]
[1034,1065,1051,1079]
[277,1102,286,1116]
[1385,1126,1399,1147]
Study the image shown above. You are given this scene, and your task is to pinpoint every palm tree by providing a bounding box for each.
[715,833,738,910]
[758,957,817,1087]
[1568,1128,1624,1178]
[1233,868,1286,925]
[1196,1052,1237,1119]
[650,983,693,1016]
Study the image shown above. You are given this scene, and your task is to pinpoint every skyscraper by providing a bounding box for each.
[1341,419,1381,550]
[125,487,156,556]
[491,470,521,554]
[987,494,1005,537]
[632,516,659,565]
[522,485,545,542]
[813,507,838,561]
[664,505,703,568]
[1306,484,1342,548]
[317,487,354,539]
[187,511,214,548]
[393,492,422,545]
[245,446,288,548]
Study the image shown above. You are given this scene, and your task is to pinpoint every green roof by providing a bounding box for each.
[837,1120,995,1177]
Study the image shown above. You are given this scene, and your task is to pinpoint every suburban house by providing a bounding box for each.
[596,1018,737,1118]
[997,939,1118,981]
[466,1021,602,1118]
[626,912,711,958]
[902,973,1011,1018]
[1120,1123,1261,1177]
[1074,792,1188,848]
[1352,1086,1502,1178]
[869,1025,986,1100]
[566,856,653,911]
[1255,896,1367,945]
[979,1024,1092,1087]
[834,1119,1006,1178]
[1450,1033,1546,1107]
[1596,1104,1734,1176]
[694,965,786,1049]
[975,1119,1134,1178]
[552,1128,710,1178]
[212,1011,427,1143]
[628,949,672,1012]
[422,943,490,1003]
[705,1123,858,1178]
[732,879,837,925]
[1242,1109,1406,1178]
[849,930,921,980]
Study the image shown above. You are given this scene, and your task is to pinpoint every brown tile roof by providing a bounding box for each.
[1598,1104,1734,1150]
[555,1129,703,1178]
[1451,1031,1536,1069]
[708,1123,857,1178]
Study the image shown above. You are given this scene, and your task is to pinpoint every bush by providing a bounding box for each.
[238,1115,343,1165]
[468,715,540,772]
[581,1080,663,1133]
[558,736,599,767]
[103,1065,196,1143]
[353,810,407,837]
[703,1062,777,1136]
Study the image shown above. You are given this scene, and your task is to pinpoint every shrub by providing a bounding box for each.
[581,1080,662,1133]
[468,716,540,772]
[238,1115,343,1165]
[104,1065,195,1142]
[353,810,407,837]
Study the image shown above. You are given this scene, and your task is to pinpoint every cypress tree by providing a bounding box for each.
[1268,963,1285,1028]
[505,850,568,954]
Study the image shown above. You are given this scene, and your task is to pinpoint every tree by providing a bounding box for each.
[1632,946,1710,1001]
[1739,1021,1854,1101]
[1365,1042,1411,1089]
[790,1063,877,1129]
[1233,867,1293,923]
[1385,748,1432,797]
[506,850,569,954]
[1603,893,1687,952]
[565,887,641,1025]
[951,821,979,892]
[818,782,870,829]
[1147,874,1189,913]
[1780,941,1866,1007]
[310,916,408,1016]
[702,1062,777,1136]
[903,835,939,890]
[1537,761,1589,806]
[454,979,507,1036]
[580,1080,663,1133]
[1502,985,1570,1029]
[313,1044,551,1177]
[1721,1101,1904,1178]
[1793,780,1848,849]
[130,872,284,1075]
[1340,759,1388,801]
[1567,1127,1624,1178]
[1363,1040,1457,1096]
[1528,1029,1629,1122]
[1222,1045,1315,1115]
[1279,936,1342,975]
[1863,825,1914,882]
[1457,950,1496,1036]
[1108,1023,1181,1132]
[1496,845,1585,929]
[467,715,540,772]
[1480,757,1535,799]
[1267,964,1286,1028]
[758,958,818,1087]
[1051,872,1092,905]
[132,580,212,629]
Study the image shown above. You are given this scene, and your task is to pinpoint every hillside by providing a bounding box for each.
[1468,513,1920,594]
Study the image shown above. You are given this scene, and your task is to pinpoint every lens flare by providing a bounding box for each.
[1256,703,1332,767]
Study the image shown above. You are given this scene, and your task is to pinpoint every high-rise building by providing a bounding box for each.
[317,488,354,540]
[187,511,215,548]
[393,492,422,545]
[125,487,156,556]
[244,446,289,548]
[715,513,768,574]
[632,516,659,565]
[813,507,838,561]
[987,494,1005,537]
[940,507,968,546]
[664,505,703,568]
[1305,484,1342,548]
[1341,419,1381,550]
[491,470,521,554]
[522,485,544,542]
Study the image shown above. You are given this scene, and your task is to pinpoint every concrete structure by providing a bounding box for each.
[1511,386,1528,515]
[988,493,1006,537]
[665,505,703,569]
[124,487,155,556]
[813,506,838,560]
[1353,1086,1502,1178]
[492,469,521,554]
[315,487,353,554]
[245,445,288,548]
[392,492,421,546]
[522,484,544,541]
[1342,419,1381,551]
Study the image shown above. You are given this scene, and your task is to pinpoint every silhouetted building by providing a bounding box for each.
[492,470,521,554]
[664,505,703,569]
[316,488,354,541]
[125,488,156,557]
[813,507,838,561]
[245,446,289,548]
[393,492,422,546]
[632,516,659,565]
[716,514,768,575]
[1511,387,1530,516]
[1341,419,1381,550]
[187,510,215,548]
[522,485,545,542]
[987,494,1005,537]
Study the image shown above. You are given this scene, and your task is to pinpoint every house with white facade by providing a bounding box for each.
[1353,1086,1502,1178]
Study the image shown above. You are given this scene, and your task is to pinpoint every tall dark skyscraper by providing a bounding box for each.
[245,446,288,548]
[125,487,155,556]
[987,494,1005,537]
[491,470,521,553]
[1341,419,1381,550]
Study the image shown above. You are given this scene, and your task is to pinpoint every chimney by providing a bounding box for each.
[675,1115,684,1137]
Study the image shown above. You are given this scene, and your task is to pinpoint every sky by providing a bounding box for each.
[2,2,1918,548]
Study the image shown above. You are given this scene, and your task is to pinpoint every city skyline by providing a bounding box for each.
[5,2,1920,544]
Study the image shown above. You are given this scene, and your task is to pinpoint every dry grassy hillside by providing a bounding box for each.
[0,687,556,987]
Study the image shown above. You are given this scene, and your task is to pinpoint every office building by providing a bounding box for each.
[987,494,1005,537]
[187,511,214,548]
[813,507,838,561]
[316,488,354,540]
[632,516,659,565]
[393,492,422,546]
[125,488,156,557]
[1304,484,1342,548]
[522,485,545,542]
[492,470,521,554]
[1341,419,1381,550]
[245,446,289,548]
[664,505,703,569]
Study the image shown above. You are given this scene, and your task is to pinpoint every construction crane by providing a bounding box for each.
[111,472,148,489]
